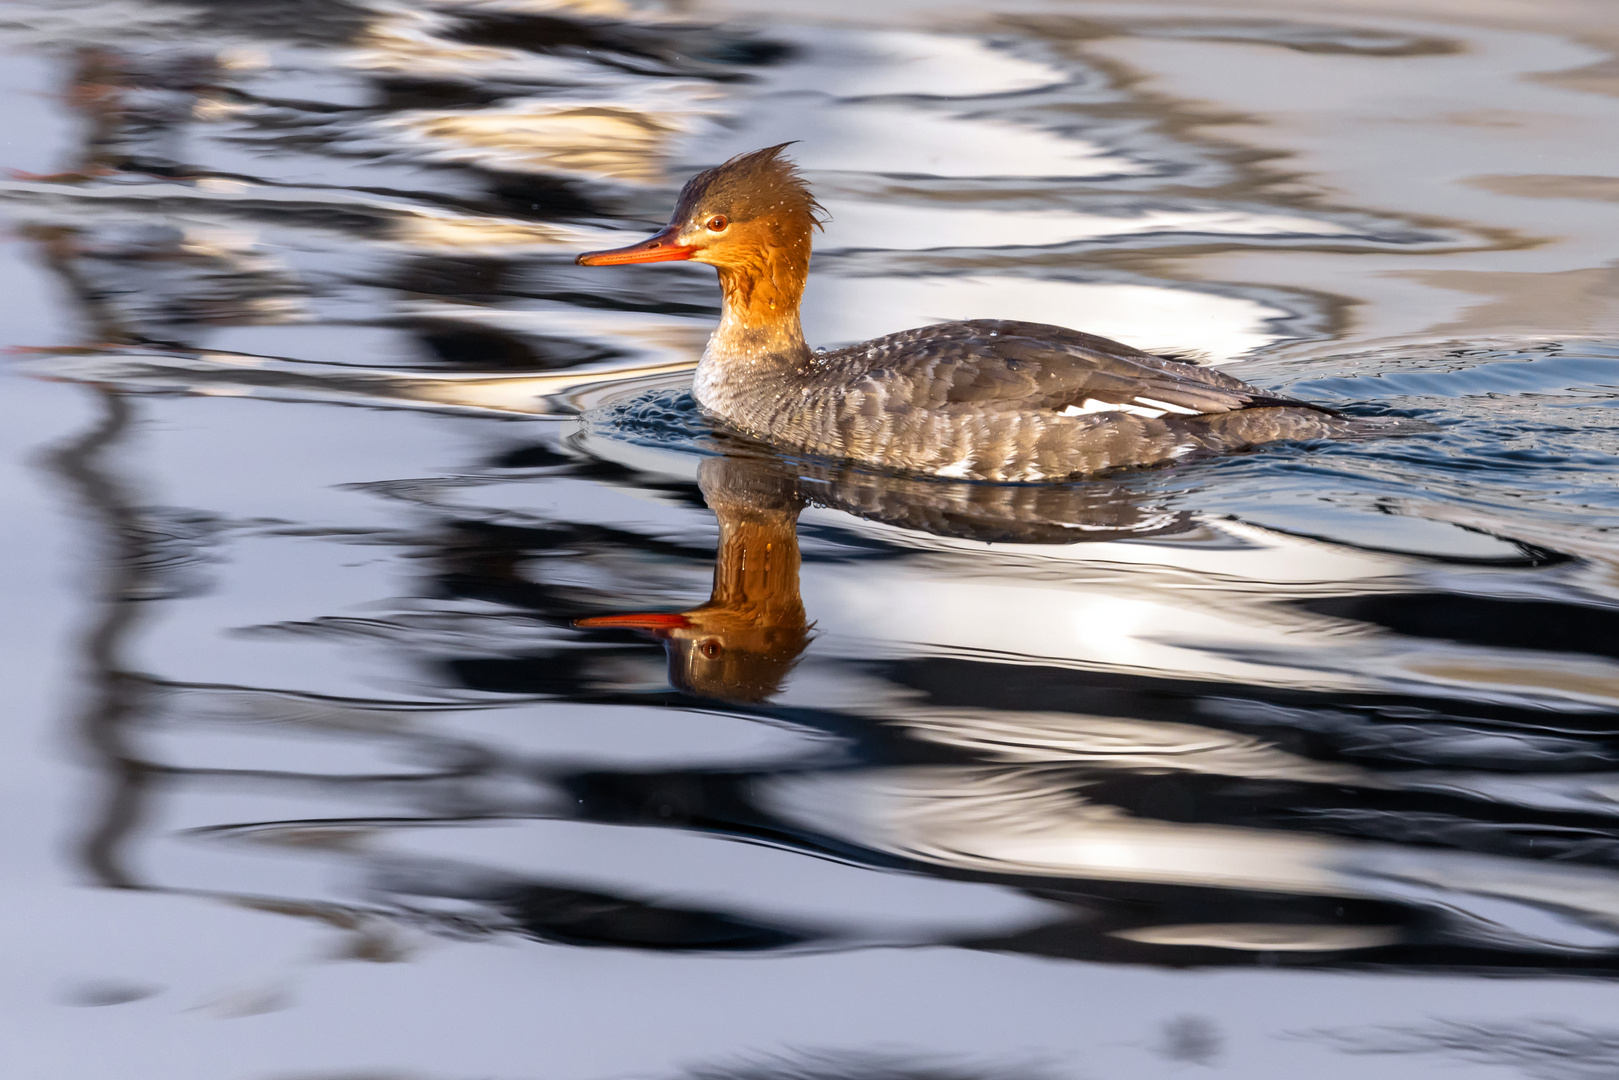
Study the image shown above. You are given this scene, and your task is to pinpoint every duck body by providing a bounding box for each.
[580,145,1418,482]
[695,316,1366,483]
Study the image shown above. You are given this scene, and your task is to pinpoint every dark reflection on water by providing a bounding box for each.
[47,388,157,891]
[50,375,1619,974]
[1316,1017,1619,1080]
[667,1055,1051,1080]
[5,0,1619,1076]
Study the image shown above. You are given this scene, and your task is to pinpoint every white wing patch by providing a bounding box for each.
[1133,396,1201,416]
[1059,396,1202,420]
[1055,395,1172,417]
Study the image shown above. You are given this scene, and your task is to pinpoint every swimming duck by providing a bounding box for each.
[577,144,1414,482]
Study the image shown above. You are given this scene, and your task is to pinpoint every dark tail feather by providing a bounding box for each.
[1243,392,1344,417]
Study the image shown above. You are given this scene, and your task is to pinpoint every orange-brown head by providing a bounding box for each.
[576,144,826,324]
[574,605,810,705]
[572,455,811,704]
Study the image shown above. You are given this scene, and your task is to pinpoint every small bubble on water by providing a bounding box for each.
[1158,1015,1222,1065]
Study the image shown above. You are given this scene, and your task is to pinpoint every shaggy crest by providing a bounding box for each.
[673,143,827,230]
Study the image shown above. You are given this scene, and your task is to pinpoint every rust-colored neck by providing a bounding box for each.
[703,218,814,367]
[696,502,805,631]
[716,241,807,325]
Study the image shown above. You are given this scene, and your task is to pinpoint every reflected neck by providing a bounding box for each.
[700,504,805,629]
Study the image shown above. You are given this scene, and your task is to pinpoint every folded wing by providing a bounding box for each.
[910,320,1330,419]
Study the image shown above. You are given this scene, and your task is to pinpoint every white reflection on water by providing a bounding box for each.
[816,202,1372,252]
[761,766,1619,951]
[749,26,1068,97]
[801,275,1295,362]
[705,100,1143,179]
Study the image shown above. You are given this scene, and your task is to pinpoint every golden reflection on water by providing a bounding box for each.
[399,103,701,183]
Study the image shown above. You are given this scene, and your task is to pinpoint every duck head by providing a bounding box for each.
[575,602,810,705]
[576,144,825,327]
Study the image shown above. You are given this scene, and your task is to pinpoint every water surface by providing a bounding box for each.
[3,1,1619,1078]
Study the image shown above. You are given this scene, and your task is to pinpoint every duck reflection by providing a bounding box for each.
[576,451,1191,704]
[577,456,809,704]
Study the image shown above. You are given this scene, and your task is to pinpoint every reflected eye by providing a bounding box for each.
[699,639,723,660]
[705,215,728,232]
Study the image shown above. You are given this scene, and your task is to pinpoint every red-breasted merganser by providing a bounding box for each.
[577,144,1416,482]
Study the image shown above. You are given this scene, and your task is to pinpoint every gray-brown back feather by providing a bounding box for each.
[709,319,1378,481]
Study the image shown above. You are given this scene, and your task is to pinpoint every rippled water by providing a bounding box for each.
[4,1,1619,1077]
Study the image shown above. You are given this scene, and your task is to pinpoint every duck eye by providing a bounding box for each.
[699,639,722,660]
[705,215,728,232]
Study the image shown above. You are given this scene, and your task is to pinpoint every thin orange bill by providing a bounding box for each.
[574,612,693,632]
[575,225,694,265]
